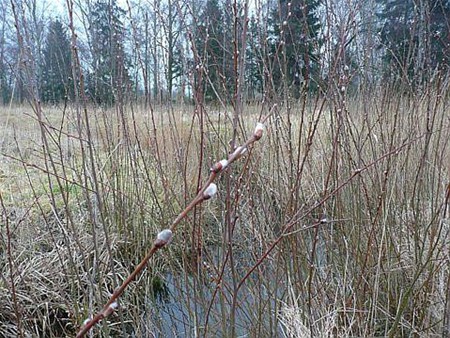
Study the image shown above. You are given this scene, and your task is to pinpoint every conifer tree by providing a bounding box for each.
[194,0,228,102]
[88,0,131,105]
[41,19,72,103]
[245,15,264,100]
[268,0,322,96]
[378,0,450,87]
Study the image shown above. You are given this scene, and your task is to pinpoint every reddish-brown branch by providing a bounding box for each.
[76,125,265,337]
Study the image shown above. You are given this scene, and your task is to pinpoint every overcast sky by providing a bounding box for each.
[49,0,131,19]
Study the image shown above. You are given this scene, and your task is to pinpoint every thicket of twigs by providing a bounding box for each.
[2,83,450,337]
[1,0,450,337]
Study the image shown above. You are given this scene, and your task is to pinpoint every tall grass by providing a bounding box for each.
[1,78,450,337]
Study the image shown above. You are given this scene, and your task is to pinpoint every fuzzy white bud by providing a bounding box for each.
[157,229,173,242]
[203,183,218,200]
[155,229,173,247]
[218,159,228,169]
[254,122,265,140]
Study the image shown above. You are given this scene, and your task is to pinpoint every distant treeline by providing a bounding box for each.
[2,0,449,106]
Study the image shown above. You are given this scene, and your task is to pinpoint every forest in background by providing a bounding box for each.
[1,0,449,106]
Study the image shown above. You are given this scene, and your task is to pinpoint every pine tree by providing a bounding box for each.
[268,0,322,96]
[378,0,450,87]
[245,15,264,100]
[194,0,228,102]
[88,0,131,105]
[40,19,72,104]
[163,0,186,101]
[377,0,416,82]
[429,0,450,69]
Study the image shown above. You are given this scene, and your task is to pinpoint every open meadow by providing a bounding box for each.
[1,86,450,337]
